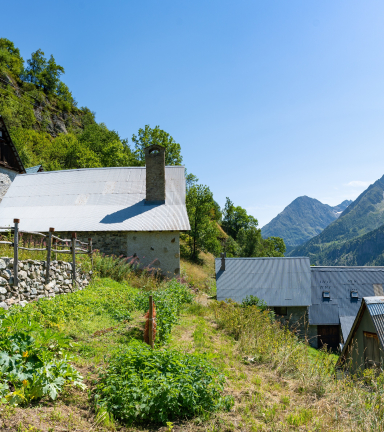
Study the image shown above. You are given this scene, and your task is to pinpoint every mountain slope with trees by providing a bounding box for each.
[0,37,285,262]
[261,196,351,251]
[289,175,384,264]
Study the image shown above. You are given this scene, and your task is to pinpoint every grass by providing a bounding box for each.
[2,250,384,431]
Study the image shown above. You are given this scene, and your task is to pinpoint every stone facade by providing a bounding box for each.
[58,230,181,278]
[0,257,91,310]
[0,167,17,203]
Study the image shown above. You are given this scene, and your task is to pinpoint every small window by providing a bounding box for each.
[274,306,287,316]
[351,291,358,299]
[322,291,330,299]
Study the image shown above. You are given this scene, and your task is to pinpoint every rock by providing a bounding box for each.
[0,302,8,310]
[45,281,56,290]
[18,263,24,269]
[0,277,8,286]
[19,301,28,307]
[31,288,37,295]
[57,275,64,281]
[0,259,6,270]
[1,270,11,280]
[0,287,7,294]
[0,295,4,301]
[7,259,13,269]
[18,270,27,280]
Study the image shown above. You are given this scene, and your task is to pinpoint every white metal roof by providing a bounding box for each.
[0,166,190,232]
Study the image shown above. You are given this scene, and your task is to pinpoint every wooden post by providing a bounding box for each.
[148,295,154,349]
[88,237,93,267]
[46,228,54,284]
[13,219,19,289]
[54,238,58,261]
[71,232,76,289]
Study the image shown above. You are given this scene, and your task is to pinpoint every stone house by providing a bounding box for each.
[0,115,26,202]
[0,144,190,277]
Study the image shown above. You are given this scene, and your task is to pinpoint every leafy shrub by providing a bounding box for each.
[94,341,233,424]
[241,295,267,310]
[0,312,84,405]
[134,280,194,344]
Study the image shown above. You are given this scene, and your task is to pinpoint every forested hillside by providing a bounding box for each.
[261,196,351,251]
[0,38,285,261]
[289,175,384,264]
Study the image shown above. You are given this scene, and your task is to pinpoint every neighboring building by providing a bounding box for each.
[215,256,313,340]
[0,144,190,277]
[309,267,384,349]
[216,258,384,349]
[338,297,384,371]
[0,115,26,202]
[25,165,44,174]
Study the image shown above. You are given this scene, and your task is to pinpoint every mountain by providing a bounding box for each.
[289,175,384,264]
[261,196,352,251]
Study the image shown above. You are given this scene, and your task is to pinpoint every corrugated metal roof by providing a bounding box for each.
[340,316,355,342]
[309,267,384,325]
[0,166,190,232]
[215,257,311,306]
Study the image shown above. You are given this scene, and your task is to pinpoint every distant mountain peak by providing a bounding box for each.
[261,196,352,250]
[288,174,384,264]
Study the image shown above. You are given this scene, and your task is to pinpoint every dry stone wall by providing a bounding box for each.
[0,257,92,310]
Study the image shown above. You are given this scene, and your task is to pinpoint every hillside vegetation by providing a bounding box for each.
[0,251,382,431]
[261,196,351,251]
[289,175,384,264]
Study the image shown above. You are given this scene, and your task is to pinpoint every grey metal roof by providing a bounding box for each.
[0,166,190,232]
[308,267,384,325]
[25,165,43,174]
[340,316,355,342]
[215,257,311,306]
[340,297,384,361]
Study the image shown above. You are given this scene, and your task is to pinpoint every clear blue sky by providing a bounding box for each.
[3,1,384,227]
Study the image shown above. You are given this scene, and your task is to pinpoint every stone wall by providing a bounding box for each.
[0,167,17,203]
[0,257,91,310]
[58,230,181,278]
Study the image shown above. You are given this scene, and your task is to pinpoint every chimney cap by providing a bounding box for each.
[145,144,165,156]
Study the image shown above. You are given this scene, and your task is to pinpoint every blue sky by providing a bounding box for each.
[3,1,384,226]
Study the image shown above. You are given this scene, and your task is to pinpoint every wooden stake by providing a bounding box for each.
[149,295,154,349]
[88,237,93,268]
[46,228,54,284]
[71,232,76,289]
[13,219,19,289]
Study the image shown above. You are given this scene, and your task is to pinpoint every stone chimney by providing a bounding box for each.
[145,144,165,204]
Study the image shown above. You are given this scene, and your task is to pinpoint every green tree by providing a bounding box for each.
[237,227,286,258]
[222,197,258,240]
[22,49,47,86]
[40,55,65,94]
[78,123,134,167]
[0,38,24,78]
[186,184,221,260]
[132,125,182,166]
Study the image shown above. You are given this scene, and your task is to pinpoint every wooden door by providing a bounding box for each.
[363,331,380,368]
[318,325,340,350]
